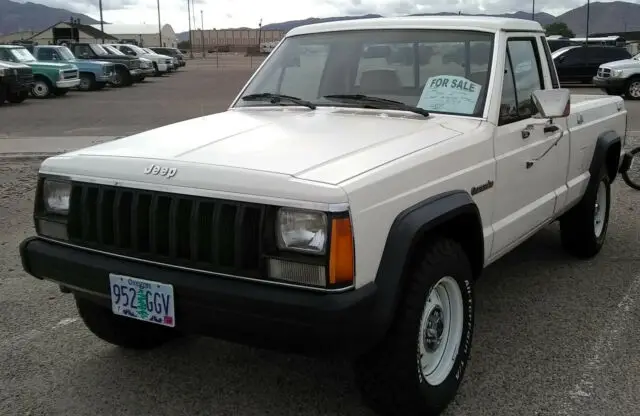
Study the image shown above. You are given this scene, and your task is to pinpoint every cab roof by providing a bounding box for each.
[287,16,544,37]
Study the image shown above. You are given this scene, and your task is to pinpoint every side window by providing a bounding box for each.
[120,46,134,55]
[76,45,91,57]
[508,39,543,118]
[561,48,584,65]
[37,48,54,60]
[0,49,14,62]
[498,38,543,125]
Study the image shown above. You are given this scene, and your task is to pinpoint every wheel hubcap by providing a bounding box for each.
[32,82,48,97]
[417,276,464,386]
[630,82,640,98]
[594,180,607,237]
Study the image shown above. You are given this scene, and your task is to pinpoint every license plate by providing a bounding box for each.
[108,274,175,327]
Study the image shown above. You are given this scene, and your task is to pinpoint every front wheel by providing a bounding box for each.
[621,146,640,190]
[625,77,640,100]
[75,295,181,350]
[31,78,52,98]
[354,238,474,416]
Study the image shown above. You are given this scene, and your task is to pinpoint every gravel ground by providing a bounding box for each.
[0,61,639,416]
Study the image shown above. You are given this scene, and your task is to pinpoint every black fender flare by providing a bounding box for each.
[369,190,484,336]
[588,130,622,186]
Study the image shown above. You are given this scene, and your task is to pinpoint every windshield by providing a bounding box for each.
[233,29,494,117]
[128,45,147,55]
[90,44,110,56]
[9,47,36,63]
[58,46,76,60]
[104,45,125,55]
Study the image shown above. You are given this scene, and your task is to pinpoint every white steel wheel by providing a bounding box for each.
[627,79,640,99]
[31,80,50,98]
[593,180,608,238]
[417,275,465,386]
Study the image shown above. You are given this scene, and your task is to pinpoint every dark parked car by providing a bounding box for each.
[552,45,631,84]
[67,43,144,87]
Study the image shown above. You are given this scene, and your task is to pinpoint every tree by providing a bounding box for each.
[545,21,575,38]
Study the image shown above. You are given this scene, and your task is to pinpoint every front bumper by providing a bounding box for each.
[129,69,143,77]
[157,63,169,72]
[4,76,33,93]
[592,76,627,89]
[142,68,155,76]
[56,78,80,88]
[20,237,381,356]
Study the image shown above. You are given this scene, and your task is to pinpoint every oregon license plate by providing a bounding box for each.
[109,274,175,327]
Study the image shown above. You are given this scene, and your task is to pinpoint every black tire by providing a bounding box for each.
[560,165,611,258]
[625,77,640,100]
[0,85,6,106]
[78,73,96,91]
[7,91,28,104]
[31,77,52,98]
[75,295,181,350]
[112,67,132,87]
[354,238,474,416]
[621,146,640,191]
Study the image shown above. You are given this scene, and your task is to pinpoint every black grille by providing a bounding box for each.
[66,182,265,277]
[597,68,611,78]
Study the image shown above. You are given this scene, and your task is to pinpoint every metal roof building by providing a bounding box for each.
[90,23,178,47]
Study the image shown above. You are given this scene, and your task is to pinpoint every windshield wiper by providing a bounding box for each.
[241,93,316,109]
[323,94,430,117]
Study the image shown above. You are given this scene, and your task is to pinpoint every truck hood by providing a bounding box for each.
[52,108,479,186]
[28,61,76,70]
[68,59,112,69]
[601,58,640,69]
[0,61,30,69]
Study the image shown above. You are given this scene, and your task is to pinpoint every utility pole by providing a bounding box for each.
[99,0,105,43]
[585,0,590,44]
[157,0,162,46]
[531,0,535,20]
[201,10,205,58]
[257,18,262,53]
[187,0,193,58]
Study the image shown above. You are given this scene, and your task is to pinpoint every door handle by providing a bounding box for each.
[544,125,559,134]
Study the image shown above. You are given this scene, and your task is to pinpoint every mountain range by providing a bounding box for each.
[1,0,640,41]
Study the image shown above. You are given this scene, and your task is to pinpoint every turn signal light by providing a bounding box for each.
[329,217,354,285]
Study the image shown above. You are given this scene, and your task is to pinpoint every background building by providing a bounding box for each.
[0,21,116,45]
[189,29,285,52]
[89,24,178,48]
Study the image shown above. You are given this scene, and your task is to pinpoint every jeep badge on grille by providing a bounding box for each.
[144,163,177,178]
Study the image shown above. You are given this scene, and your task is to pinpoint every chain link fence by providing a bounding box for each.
[184,52,267,70]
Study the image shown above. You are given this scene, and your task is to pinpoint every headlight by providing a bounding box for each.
[43,180,71,214]
[276,208,327,254]
[612,69,624,77]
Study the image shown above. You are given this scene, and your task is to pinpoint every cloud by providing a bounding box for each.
[17,0,640,32]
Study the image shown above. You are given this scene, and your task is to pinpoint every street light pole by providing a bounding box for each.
[98,0,105,43]
[157,0,162,46]
[186,0,193,58]
[201,10,205,58]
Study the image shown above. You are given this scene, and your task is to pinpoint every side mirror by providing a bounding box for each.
[532,88,571,119]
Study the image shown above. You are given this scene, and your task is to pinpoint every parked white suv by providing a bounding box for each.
[20,16,632,416]
[106,43,172,76]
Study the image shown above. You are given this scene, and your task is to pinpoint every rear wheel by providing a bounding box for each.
[560,164,611,258]
[75,295,181,350]
[7,91,28,103]
[354,238,474,416]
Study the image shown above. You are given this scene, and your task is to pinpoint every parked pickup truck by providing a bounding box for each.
[106,43,173,76]
[29,45,115,91]
[102,44,155,80]
[67,43,143,87]
[149,46,186,67]
[19,16,631,416]
[592,52,640,99]
[0,61,33,105]
[0,44,79,98]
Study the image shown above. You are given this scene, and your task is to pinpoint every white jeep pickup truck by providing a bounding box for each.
[20,16,632,416]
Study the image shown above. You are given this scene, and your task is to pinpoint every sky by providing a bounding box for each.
[16,0,640,32]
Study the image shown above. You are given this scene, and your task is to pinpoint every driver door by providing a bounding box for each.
[489,37,563,259]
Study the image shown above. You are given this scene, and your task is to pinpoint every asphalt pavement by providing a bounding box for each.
[1,63,639,416]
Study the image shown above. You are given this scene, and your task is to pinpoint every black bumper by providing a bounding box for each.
[592,76,626,90]
[20,237,383,356]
